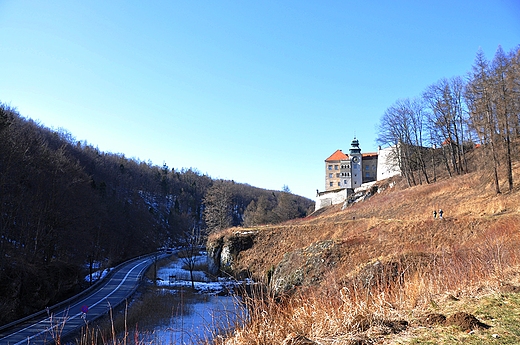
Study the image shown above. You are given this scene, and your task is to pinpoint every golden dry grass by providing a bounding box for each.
[210,167,520,344]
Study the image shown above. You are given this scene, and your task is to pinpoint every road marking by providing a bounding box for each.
[1,259,150,345]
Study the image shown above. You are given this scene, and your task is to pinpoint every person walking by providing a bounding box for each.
[439,209,443,219]
[433,210,437,219]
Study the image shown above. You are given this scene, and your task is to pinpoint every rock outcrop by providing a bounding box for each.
[270,240,343,294]
[208,234,352,294]
[207,230,257,277]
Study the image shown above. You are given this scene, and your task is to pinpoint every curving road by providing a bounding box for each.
[0,254,163,345]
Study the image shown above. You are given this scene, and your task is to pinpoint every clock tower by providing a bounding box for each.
[349,137,363,188]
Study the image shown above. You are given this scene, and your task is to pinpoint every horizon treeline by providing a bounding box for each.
[0,104,313,324]
[378,45,520,192]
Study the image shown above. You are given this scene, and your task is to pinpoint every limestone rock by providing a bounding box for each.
[206,230,257,276]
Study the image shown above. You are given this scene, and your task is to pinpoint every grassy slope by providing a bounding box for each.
[214,164,520,344]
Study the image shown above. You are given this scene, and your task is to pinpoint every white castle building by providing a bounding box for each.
[315,138,400,211]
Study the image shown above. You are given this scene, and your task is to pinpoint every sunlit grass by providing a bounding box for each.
[405,293,520,345]
[206,165,520,344]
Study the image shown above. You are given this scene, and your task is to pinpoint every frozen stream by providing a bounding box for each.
[139,251,247,345]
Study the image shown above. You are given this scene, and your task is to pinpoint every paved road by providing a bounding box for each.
[0,254,163,345]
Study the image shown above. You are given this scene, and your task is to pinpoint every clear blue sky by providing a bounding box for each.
[1,1,519,199]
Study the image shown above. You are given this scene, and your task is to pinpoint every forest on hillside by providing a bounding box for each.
[0,105,313,324]
[378,45,520,192]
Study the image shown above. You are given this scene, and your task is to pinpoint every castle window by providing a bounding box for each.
[334,165,339,170]
[337,182,341,186]
[329,182,333,187]
[336,173,340,178]
[344,180,347,184]
[328,165,332,170]
[329,173,333,178]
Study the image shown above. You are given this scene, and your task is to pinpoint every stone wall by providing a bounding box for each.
[314,188,349,212]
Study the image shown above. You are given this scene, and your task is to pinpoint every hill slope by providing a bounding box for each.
[0,103,313,325]
[209,167,520,344]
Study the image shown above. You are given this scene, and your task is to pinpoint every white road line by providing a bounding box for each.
[1,259,149,345]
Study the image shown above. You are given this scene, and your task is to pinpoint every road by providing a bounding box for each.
[0,254,163,345]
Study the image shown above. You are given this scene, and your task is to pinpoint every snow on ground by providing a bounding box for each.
[155,252,249,295]
[82,252,249,293]
[84,267,112,283]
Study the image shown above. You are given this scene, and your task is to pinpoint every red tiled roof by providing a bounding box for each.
[325,149,348,162]
[362,152,378,158]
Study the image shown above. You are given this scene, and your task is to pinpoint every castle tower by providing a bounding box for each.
[349,137,362,188]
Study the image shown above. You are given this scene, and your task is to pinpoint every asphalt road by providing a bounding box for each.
[0,254,163,345]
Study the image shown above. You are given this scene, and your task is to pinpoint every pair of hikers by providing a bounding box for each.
[433,209,444,219]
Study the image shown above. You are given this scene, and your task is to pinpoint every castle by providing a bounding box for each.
[315,138,399,210]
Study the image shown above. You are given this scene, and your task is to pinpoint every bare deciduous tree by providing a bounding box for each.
[179,227,203,289]
[203,180,233,233]
[377,98,429,186]
[423,76,468,176]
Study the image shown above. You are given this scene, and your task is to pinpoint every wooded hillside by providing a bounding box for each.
[0,105,313,324]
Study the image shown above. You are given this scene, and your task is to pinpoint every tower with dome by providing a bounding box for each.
[324,137,378,192]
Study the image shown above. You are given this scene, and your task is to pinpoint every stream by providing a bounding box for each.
[134,251,247,345]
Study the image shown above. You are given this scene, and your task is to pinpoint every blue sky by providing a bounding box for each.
[1,1,519,199]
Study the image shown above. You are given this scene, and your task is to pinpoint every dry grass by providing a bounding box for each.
[72,288,192,345]
[209,167,520,344]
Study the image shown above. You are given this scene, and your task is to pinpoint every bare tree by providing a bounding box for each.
[465,49,501,193]
[179,227,203,289]
[377,98,429,186]
[423,76,468,176]
[203,180,233,233]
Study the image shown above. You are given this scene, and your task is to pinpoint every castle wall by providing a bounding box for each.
[377,146,401,181]
[314,188,349,211]
[361,155,378,183]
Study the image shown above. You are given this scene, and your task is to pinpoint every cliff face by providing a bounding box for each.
[207,230,257,278]
[207,228,353,294]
